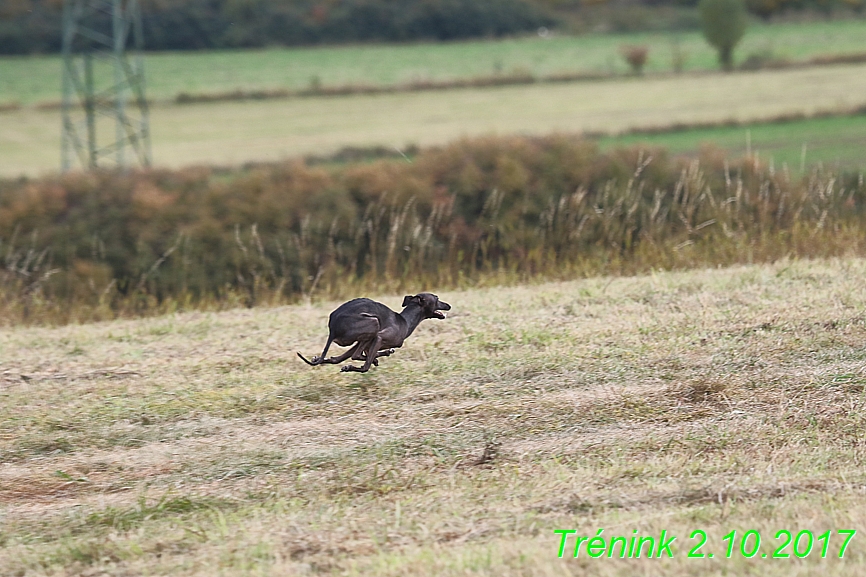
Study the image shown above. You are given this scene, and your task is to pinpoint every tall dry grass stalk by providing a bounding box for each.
[0,136,863,325]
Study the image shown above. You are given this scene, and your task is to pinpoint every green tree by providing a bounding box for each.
[699,0,748,71]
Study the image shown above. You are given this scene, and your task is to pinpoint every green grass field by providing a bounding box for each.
[2,258,866,575]
[599,114,866,172]
[3,63,866,178]
[2,19,866,106]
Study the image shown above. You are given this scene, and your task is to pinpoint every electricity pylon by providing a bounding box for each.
[61,0,151,172]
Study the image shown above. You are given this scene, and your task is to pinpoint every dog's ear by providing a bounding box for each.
[402,295,418,307]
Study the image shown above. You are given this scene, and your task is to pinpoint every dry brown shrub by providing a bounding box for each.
[1,135,865,324]
[620,44,650,75]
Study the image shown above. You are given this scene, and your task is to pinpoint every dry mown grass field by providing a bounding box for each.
[2,258,866,575]
[4,63,866,178]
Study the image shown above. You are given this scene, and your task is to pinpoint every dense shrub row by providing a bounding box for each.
[1,135,864,324]
[0,0,553,54]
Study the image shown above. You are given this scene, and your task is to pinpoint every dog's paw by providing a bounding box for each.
[340,365,352,372]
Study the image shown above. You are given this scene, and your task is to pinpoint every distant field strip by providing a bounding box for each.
[3,63,866,177]
[599,113,866,171]
[2,19,866,106]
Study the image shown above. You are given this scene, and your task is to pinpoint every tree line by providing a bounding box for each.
[0,0,552,54]
[1,0,861,55]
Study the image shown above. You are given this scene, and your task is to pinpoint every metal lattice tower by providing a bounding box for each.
[61,0,151,171]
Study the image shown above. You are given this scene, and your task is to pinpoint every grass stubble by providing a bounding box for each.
[2,258,866,575]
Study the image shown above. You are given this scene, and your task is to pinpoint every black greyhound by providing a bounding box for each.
[297,293,451,372]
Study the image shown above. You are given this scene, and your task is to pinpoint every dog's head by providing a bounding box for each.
[402,293,451,319]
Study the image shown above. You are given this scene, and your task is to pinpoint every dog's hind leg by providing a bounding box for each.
[320,342,360,364]
[297,335,335,366]
[342,315,382,370]
[351,340,377,365]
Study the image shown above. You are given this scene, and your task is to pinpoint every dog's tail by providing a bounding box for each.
[297,352,317,366]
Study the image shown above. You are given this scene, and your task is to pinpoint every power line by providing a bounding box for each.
[61,0,151,172]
